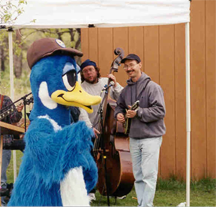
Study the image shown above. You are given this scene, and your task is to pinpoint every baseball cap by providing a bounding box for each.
[80,59,97,70]
[121,54,141,63]
[27,38,83,69]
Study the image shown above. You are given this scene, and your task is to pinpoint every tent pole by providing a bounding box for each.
[185,22,191,207]
[8,29,17,182]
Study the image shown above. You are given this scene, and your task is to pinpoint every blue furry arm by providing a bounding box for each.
[61,121,98,193]
[24,118,85,186]
[25,118,97,190]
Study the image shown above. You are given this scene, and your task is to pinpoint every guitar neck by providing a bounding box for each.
[0,106,15,121]
[0,103,23,121]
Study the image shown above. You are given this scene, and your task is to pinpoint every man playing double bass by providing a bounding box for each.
[79,59,123,137]
[114,54,166,207]
[78,59,123,201]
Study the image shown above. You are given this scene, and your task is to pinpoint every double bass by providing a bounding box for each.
[93,48,134,199]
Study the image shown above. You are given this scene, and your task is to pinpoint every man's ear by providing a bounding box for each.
[139,62,142,69]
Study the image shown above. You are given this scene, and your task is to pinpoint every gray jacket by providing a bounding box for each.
[114,72,166,138]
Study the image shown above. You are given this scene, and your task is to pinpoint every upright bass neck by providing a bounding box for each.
[102,48,124,126]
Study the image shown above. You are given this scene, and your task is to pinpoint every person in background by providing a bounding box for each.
[114,54,166,207]
[78,59,123,201]
[79,59,123,138]
[0,94,23,206]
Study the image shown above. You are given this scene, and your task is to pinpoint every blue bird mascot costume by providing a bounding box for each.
[8,38,101,206]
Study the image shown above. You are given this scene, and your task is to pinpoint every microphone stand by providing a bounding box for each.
[93,89,110,206]
[22,95,33,132]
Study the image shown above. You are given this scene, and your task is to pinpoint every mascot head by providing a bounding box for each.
[27,38,101,124]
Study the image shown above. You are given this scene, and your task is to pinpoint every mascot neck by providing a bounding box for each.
[30,99,71,127]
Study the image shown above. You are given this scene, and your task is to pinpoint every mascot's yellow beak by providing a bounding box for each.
[51,82,101,113]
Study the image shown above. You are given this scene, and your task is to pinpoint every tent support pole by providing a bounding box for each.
[8,30,17,182]
[185,22,191,207]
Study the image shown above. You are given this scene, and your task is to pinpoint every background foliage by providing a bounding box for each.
[0,0,27,25]
[0,28,81,99]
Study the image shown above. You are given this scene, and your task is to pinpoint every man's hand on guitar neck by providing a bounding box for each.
[118,105,137,135]
[16,103,24,112]
[126,105,137,119]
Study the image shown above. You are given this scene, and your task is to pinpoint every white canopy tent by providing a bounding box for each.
[1,0,191,206]
[2,0,190,28]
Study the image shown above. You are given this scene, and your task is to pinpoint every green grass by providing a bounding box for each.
[91,178,216,206]
[7,151,216,206]
[7,150,23,184]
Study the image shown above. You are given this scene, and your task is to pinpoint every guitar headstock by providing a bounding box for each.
[25,96,34,105]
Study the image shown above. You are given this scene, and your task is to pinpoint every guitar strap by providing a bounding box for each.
[137,79,151,101]
[0,95,4,110]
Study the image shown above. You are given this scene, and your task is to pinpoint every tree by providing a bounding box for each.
[0,0,27,25]
[0,1,81,95]
[0,0,27,79]
[0,28,81,96]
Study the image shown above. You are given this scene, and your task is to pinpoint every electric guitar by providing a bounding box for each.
[124,100,140,135]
